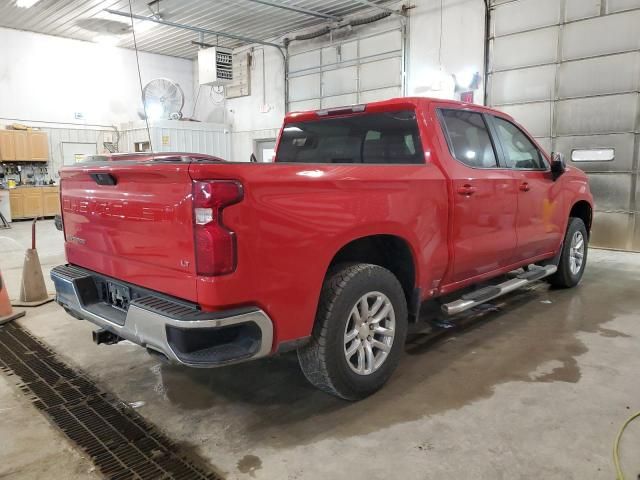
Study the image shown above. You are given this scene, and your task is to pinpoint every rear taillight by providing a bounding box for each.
[192,180,243,276]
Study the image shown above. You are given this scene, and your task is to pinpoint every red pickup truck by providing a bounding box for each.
[52,97,593,400]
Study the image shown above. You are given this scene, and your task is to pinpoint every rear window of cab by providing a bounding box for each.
[277,110,424,164]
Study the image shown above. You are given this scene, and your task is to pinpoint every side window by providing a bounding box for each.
[439,109,498,168]
[492,116,546,170]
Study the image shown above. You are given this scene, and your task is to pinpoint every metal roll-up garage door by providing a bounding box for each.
[487,0,640,251]
[287,26,405,112]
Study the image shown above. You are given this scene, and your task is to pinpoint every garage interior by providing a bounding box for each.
[1,0,640,479]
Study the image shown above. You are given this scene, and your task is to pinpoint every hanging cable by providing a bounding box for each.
[128,0,153,153]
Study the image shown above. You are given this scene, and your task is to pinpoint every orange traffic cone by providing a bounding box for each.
[12,219,54,307]
[0,270,25,325]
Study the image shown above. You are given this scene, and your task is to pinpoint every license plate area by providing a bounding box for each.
[105,281,131,312]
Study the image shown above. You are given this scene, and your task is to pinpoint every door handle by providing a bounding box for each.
[457,184,477,196]
[519,182,531,192]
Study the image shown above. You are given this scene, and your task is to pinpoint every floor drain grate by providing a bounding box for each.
[0,322,222,480]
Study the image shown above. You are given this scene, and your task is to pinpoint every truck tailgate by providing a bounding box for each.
[60,162,198,302]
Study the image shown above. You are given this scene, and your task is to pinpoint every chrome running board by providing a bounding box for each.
[441,264,558,316]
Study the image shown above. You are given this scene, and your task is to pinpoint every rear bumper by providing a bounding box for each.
[50,265,274,367]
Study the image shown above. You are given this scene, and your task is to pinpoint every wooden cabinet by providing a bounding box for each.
[0,130,16,161]
[0,130,49,161]
[9,190,24,219]
[23,189,43,217]
[8,186,60,220]
[42,187,61,216]
[28,131,49,161]
[14,131,29,160]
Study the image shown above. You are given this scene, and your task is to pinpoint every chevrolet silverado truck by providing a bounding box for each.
[51,97,593,400]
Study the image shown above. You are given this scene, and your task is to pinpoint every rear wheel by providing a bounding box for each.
[297,263,408,400]
[547,217,588,288]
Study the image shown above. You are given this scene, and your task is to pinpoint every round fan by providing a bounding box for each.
[142,78,184,120]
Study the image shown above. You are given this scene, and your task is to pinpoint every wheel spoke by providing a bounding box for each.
[371,339,390,352]
[345,328,359,342]
[358,297,369,320]
[352,306,361,324]
[364,341,374,372]
[373,325,394,338]
[356,344,365,373]
[368,295,384,317]
[370,303,391,324]
[345,338,361,358]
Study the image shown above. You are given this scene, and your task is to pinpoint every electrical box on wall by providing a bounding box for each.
[198,47,233,86]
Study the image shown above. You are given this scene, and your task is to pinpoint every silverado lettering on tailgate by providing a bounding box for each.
[63,197,176,222]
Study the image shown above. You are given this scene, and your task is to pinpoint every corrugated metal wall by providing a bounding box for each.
[119,120,230,159]
[487,0,640,251]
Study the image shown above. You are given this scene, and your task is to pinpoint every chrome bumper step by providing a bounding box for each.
[441,264,557,316]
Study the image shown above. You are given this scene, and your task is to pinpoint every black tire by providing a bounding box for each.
[297,263,408,400]
[547,217,588,288]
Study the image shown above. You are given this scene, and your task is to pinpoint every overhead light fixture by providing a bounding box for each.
[16,0,41,7]
[93,34,120,46]
[133,19,156,34]
[456,68,481,90]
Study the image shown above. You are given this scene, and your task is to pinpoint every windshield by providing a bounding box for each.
[277,110,424,164]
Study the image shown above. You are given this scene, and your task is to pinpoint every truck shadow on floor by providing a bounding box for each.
[153,262,637,448]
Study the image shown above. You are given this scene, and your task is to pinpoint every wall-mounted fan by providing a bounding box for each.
[142,78,184,120]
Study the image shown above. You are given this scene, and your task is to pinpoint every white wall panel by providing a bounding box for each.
[492,0,560,37]
[587,173,633,211]
[492,27,559,71]
[535,137,553,154]
[497,102,553,138]
[322,66,358,96]
[556,133,636,171]
[557,52,640,98]
[288,74,321,102]
[607,0,640,13]
[555,93,639,135]
[0,28,195,127]
[359,30,401,57]
[359,87,402,104]
[359,58,402,91]
[289,99,321,112]
[321,94,359,109]
[566,0,601,21]
[491,65,556,104]
[288,50,321,72]
[562,10,640,61]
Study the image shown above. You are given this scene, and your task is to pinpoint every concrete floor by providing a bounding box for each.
[1,219,640,480]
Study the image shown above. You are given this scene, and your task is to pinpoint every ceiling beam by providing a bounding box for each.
[242,0,343,21]
[350,0,401,15]
[105,9,282,49]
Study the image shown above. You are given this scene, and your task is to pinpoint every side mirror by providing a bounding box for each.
[550,152,566,180]
[249,153,258,163]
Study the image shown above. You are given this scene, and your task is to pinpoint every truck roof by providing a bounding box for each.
[284,96,514,123]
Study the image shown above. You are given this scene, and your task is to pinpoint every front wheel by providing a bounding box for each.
[547,217,588,288]
[297,263,408,400]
